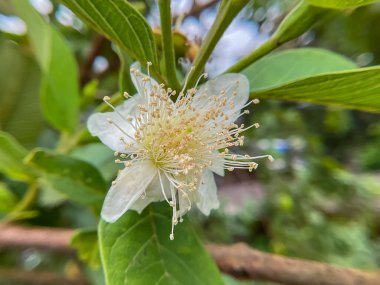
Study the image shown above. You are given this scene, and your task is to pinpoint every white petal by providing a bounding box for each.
[130,174,171,213]
[87,96,142,152]
[129,197,157,214]
[101,161,157,223]
[196,170,220,215]
[178,189,195,216]
[193,73,249,124]
[130,62,160,100]
[208,151,225,176]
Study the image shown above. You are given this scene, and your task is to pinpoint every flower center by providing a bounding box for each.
[138,110,208,177]
[103,65,274,240]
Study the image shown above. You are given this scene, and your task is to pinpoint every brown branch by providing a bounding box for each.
[0,225,379,285]
[172,0,219,23]
[0,224,73,252]
[79,35,108,86]
[0,267,88,285]
[186,0,219,18]
[207,243,380,285]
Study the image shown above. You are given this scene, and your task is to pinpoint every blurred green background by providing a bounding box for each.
[1,0,380,284]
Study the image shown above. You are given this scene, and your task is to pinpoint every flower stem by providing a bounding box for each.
[224,1,331,73]
[223,37,279,73]
[184,0,250,90]
[158,0,181,90]
[2,183,39,224]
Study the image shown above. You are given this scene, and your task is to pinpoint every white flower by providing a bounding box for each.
[87,64,273,239]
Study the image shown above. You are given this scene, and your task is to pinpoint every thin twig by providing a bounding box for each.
[180,0,219,19]
[0,225,379,285]
[173,0,220,22]
[0,267,88,285]
[79,35,108,86]
[0,224,73,252]
[158,0,181,90]
[207,243,380,285]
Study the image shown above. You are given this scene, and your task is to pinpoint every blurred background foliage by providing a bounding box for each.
[1,0,380,284]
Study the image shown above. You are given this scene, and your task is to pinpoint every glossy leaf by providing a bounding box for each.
[60,0,158,67]
[242,48,380,112]
[306,0,380,8]
[12,0,80,131]
[244,48,356,91]
[0,131,33,182]
[99,203,223,285]
[0,40,44,146]
[249,65,380,112]
[25,149,107,206]
[71,229,101,268]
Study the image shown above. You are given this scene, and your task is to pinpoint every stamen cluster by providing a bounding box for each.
[88,64,273,240]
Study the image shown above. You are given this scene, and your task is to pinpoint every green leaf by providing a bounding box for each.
[12,0,80,131]
[115,46,136,95]
[273,1,333,45]
[306,0,380,9]
[70,143,120,182]
[99,203,223,285]
[254,67,380,112]
[71,229,101,268]
[38,184,67,207]
[243,48,380,112]
[25,149,107,206]
[244,48,357,92]
[185,0,249,89]
[225,2,336,73]
[59,0,158,68]
[0,40,44,147]
[0,131,33,182]
[0,183,17,214]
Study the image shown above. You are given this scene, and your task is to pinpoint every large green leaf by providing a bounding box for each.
[306,0,380,8]
[25,149,107,206]
[12,0,80,132]
[60,0,158,67]
[243,48,380,112]
[0,132,33,182]
[244,48,356,92]
[0,40,44,147]
[251,66,380,112]
[99,203,223,285]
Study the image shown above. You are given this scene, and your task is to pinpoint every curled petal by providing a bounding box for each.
[101,161,157,223]
[130,175,171,213]
[196,170,220,215]
[208,151,225,176]
[130,63,160,101]
[193,73,249,125]
[87,96,142,153]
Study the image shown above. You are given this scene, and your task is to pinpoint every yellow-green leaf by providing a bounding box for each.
[306,0,380,9]
[71,229,101,268]
[12,0,80,131]
[0,131,33,182]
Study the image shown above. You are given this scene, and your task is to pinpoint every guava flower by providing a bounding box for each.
[88,64,273,239]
